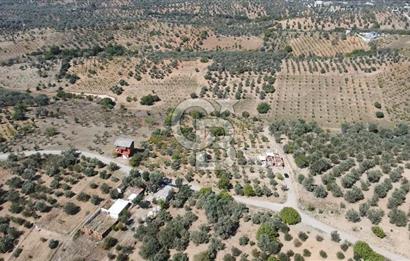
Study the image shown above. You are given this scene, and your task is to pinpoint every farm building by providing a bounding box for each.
[358,32,379,43]
[314,1,333,7]
[147,185,174,202]
[81,210,117,241]
[101,199,131,219]
[260,152,285,168]
[125,187,144,202]
[114,137,134,158]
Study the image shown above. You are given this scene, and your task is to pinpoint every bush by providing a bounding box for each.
[257,102,271,114]
[331,231,341,242]
[239,235,249,246]
[103,236,118,250]
[344,186,364,203]
[388,208,408,227]
[279,207,301,225]
[374,102,382,109]
[98,98,116,110]
[313,185,328,198]
[76,192,90,202]
[48,239,59,249]
[353,241,384,261]
[190,228,209,245]
[231,247,241,257]
[303,249,311,257]
[243,184,255,197]
[340,242,349,252]
[319,250,327,258]
[371,226,386,238]
[63,202,80,215]
[336,252,345,259]
[345,209,361,223]
[367,208,384,225]
[140,94,160,106]
[298,232,308,241]
[375,111,384,118]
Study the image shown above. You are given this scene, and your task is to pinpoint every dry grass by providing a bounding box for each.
[260,59,410,127]
[290,35,368,57]
[202,35,263,51]
[69,57,209,109]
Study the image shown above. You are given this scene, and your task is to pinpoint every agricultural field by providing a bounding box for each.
[1,0,410,260]
[289,34,368,57]
[201,35,263,51]
[278,8,409,32]
[269,120,410,257]
[68,57,209,109]
[0,152,123,260]
[264,57,410,127]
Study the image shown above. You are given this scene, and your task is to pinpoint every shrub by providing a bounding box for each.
[374,102,382,109]
[345,209,361,223]
[190,228,210,245]
[319,250,327,258]
[388,208,408,227]
[336,252,345,259]
[63,202,80,215]
[110,85,124,95]
[331,231,341,242]
[256,223,278,242]
[353,241,384,261]
[140,94,160,106]
[48,239,59,249]
[340,242,349,252]
[45,127,58,137]
[367,208,384,225]
[293,239,302,247]
[375,111,384,118]
[279,207,301,225]
[98,98,115,110]
[231,247,241,257]
[103,236,118,250]
[298,232,308,241]
[239,235,249,246]
[371,226,386,238]
[257,102,271,114]
[243,184,255,197]
[344,186,364,203]
[303,249,311,257]
[223,254,235,261]
[76,192,90,202]
[314,185,328,198]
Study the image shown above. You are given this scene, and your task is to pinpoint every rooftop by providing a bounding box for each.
[106,199,130,217]
[84,212,116,235]
[152,185,174,201]
[114,137,134,148]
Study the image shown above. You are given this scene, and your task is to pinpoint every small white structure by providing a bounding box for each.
[146,206,161,219]
[126,187,144,202]
[152,185,174,202]
[358,32,379,43]
[259,151,285,168]
[314,0,332,7]
[102,199,130,219]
